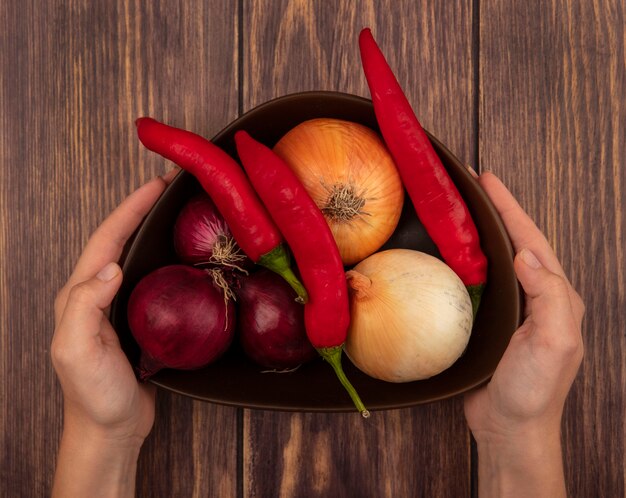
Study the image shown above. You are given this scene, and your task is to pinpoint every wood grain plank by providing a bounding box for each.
[244,407,470,498]
[244,0,476,160]
[0,1,240,496]
[243,1,475,496]
[479,0,625,495]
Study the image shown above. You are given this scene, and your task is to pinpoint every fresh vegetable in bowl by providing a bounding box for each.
[127,265,236,380]
[135,117,308,303]
[345,249,473,382]
[173,192,250,271]
[237,269,317,370]
[234,130,369,417]
[359,29,488,316]
[273,118,404,265]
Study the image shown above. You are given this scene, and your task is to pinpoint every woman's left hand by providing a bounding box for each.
[51,170,177,498]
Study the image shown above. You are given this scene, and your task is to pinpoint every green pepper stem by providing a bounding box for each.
[257,245,308,303]
[317,345,370,418]
[467,283,485,320]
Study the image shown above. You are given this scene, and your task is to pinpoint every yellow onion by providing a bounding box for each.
[345,249,472,382]
[273,118,404,265]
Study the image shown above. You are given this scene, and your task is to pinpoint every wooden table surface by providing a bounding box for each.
[1,1,624,496]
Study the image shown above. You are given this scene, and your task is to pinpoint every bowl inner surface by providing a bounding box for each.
[110,91,523,412]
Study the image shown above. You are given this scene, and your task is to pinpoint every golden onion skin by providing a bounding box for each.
[273,118,404,266]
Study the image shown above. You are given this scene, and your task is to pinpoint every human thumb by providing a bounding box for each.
[514,249,574,329]
[58,262,123,336]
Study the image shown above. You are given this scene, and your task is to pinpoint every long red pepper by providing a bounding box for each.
[135,117,308,303]
[234,130,369,417]
[358,28,487,315]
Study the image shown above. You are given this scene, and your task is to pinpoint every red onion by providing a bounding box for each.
[127,264,235,379]
[174,193,249,270]
[237,269,317,370]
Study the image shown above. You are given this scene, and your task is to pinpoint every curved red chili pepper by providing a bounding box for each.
[135,117,307,303]
[358,28,487,315]
[234,130,369,417]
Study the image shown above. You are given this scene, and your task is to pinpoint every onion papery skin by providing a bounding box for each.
[127,265,235,379]
[237,269,317,369]
[273,118,404,266]
[174,193,250,270]
[345,249,473,382]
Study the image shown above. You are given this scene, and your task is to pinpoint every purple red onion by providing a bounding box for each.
[237,269,317,370]
[173,193,249,271]
[127,264,235,379]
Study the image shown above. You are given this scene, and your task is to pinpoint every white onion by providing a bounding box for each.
[345,249,473,382]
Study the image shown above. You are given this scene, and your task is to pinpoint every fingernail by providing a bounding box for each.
[520,248,542,269]
[465,164,479,178]
[160,167,180,184]
[96,262,121,282]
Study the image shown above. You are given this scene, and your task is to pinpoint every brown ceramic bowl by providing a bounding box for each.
[110,91,523,412]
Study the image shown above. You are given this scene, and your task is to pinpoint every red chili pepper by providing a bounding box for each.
[234,130,369,417]
[135,117,308,303]
[358,28,487,315]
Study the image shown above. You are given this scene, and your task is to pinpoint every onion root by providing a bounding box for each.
[321,182,370,222]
